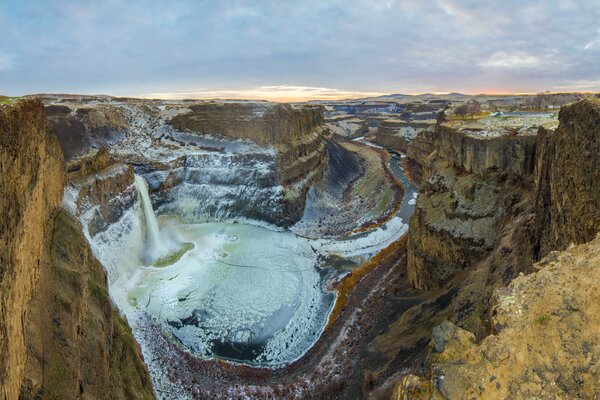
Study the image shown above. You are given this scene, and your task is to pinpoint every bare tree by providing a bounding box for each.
[466,100,481,119]
[454,103,469,119]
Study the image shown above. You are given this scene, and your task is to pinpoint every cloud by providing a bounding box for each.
[584,30,600,50]
[479,51,543,69]
[1,0,600,96]
[552,80,600,91]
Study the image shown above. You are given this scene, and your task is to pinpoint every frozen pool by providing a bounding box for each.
[123,222,334,366]
[84,172,409,368]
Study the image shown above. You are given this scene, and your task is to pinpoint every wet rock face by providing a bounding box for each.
[0,99,65,400]
[533,98,600,258]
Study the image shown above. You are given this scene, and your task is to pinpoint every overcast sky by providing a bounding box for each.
[1,0,599,100]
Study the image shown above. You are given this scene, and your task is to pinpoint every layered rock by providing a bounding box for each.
[0,99,154,399]
[376,120,434,152]
[168,102,323,145]
[406,123,537,290]
[0,100,65,400]
[533,98,600,258]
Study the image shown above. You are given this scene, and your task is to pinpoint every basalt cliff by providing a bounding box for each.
[390,98,600,398]
[0,99,154,400]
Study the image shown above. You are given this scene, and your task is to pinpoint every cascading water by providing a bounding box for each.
[134,174,165,261]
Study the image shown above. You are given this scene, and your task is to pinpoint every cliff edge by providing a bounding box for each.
[0,99,154,399]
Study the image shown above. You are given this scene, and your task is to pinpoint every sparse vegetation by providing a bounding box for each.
[537,313,551,325]
[153,242,194,267]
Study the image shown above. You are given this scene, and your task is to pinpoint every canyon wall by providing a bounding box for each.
[19,211,154,400]
[406,123,537,291]
[168,102,323,145]
[393,98,600,399]
[0,100,65,400]
[167,102,328,223]
[0,100,153,399]
[46,98,329,226]
[533,99,600,258]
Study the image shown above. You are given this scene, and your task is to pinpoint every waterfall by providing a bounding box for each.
[134,174,164,258]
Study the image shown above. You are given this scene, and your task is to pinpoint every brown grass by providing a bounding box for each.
[326,235,407,328]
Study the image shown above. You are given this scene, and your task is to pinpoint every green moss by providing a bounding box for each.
[153,242,194,267]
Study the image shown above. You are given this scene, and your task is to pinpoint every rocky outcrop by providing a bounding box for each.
[395,233,600,399]
[45,102,129,161]
[533,98,600,258]
[19,211,154,400]
[325,115,368,138]
[168,102,323,145]
[0,99,153,399]
[406,122,537,291]
[376,120,434,152]
[405,127,437,184]
[0,100,65,400]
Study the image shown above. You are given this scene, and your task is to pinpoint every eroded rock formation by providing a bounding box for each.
[0,100,65,400]
[45,97,329,226]
[395,233,600,399]
[394,98,600,398]
[0,99,154,399]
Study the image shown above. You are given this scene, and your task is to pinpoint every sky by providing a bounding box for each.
[1,0,599,101]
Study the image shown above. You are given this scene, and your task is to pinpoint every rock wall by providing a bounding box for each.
[533,98,600,258]
[434,125,537,176]
[406,123,538,291]
[405,127,437,184]
[0,100,65,400]
[376,120,434,153]
[0,100,154,399]
[394,233,600,399]
[19,211,154,400]
[168,102,324,145]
